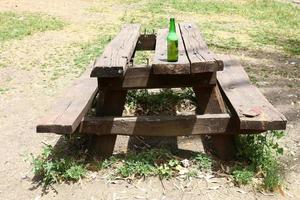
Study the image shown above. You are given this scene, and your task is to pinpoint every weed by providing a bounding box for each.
[235,131,285,191]
[232,167,254,186]
[64,165,86,181]
[0,87,9,95]
[97,156,118,170]
[0,12,65,42]
[95,149,209,179]
[193,153,212,171]
[29,136,88,188]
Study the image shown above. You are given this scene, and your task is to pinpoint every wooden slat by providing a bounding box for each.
[217,55,287,130]
[91,24,141,77]
[152,25,190,74]
[123,67,216,88]
[80,114,231,136]
[179,23,223,73]
[97,66,216,89]
[37,66,98,134]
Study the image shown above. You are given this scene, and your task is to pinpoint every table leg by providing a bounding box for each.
[193,84,236,160]
[89,87,127,159]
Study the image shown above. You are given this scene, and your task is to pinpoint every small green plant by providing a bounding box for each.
[114,149,175,178]
[97,156,118,170]
[0,87,9,95]
[0,12,65,42]
[64,165,86,180]
[29,137,88,188]
[232,168,254,186]
[193,153,212,171]
[235,130,285,191]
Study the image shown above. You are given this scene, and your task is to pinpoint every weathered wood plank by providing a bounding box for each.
[89,81,127,158]
[193,83,236,160]
[97,67,216,89]
[123,67,216,88]
[179,23,223,73]
[37,66,98,134]
[80,114,231,136]
[152,26,190,74]
[91,24,141,77]
[217,55,287,130]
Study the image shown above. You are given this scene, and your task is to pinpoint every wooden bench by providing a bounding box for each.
[37,23,286,160]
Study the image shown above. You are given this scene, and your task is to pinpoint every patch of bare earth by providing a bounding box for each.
[0,0,300,199]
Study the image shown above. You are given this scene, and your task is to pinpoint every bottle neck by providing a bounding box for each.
[169,18,176,33]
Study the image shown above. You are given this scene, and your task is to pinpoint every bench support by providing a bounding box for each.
[193,83,236,160]
[89,81,127,158]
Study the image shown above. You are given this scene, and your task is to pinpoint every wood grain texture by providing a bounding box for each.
[179,23,223,73]
[80,114,231,136]
[193,80,236,160]
[37,66,98,134]
[123,67,216,88]
[96,67,216,89]
[152,26,190,74]
[91,24,141,77]
[89,83,127,159]
[217,54,287,130]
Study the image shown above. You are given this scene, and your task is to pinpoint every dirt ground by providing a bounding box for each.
[0,0,299,199]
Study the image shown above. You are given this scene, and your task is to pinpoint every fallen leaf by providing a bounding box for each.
[208,185,221,190]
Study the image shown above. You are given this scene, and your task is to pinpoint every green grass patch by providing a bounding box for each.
[232,167,254,186]
[119,0,300,55]
[0,87,9,95]
[29,131,285,192]
[28,135,90,189]
[235,130,285,191]
[193,153,212,171]
[168,0,300,54]
[98,149,212,179]
[29,144,86,186]
[73,35,112,74]
[29,140,213,188]
[0,12,65,42]
[39,35,112,81]
[126,88,196,115]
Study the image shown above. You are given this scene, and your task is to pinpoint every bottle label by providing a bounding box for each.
[167,40,178,62]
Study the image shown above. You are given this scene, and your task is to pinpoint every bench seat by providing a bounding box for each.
[36,67,98,134]
[217,55,287,131]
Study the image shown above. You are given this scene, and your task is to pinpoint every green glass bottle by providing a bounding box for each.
[167,18,178,62]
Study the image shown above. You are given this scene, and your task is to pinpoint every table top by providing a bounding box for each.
[90,23,224,78]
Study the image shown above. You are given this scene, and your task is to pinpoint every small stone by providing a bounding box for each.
[181,159,190,168]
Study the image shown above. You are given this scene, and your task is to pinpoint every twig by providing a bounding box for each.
[160,178,166,195]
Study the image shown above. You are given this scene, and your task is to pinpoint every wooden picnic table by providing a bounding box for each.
[37,23,287,160]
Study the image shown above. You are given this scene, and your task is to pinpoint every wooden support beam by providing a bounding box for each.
[193,84,237,160]
[88,79,128,159]
[80,114,231,136]
[97,67,216,89]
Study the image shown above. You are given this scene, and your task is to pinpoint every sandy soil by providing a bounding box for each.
[0,0,299,199]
